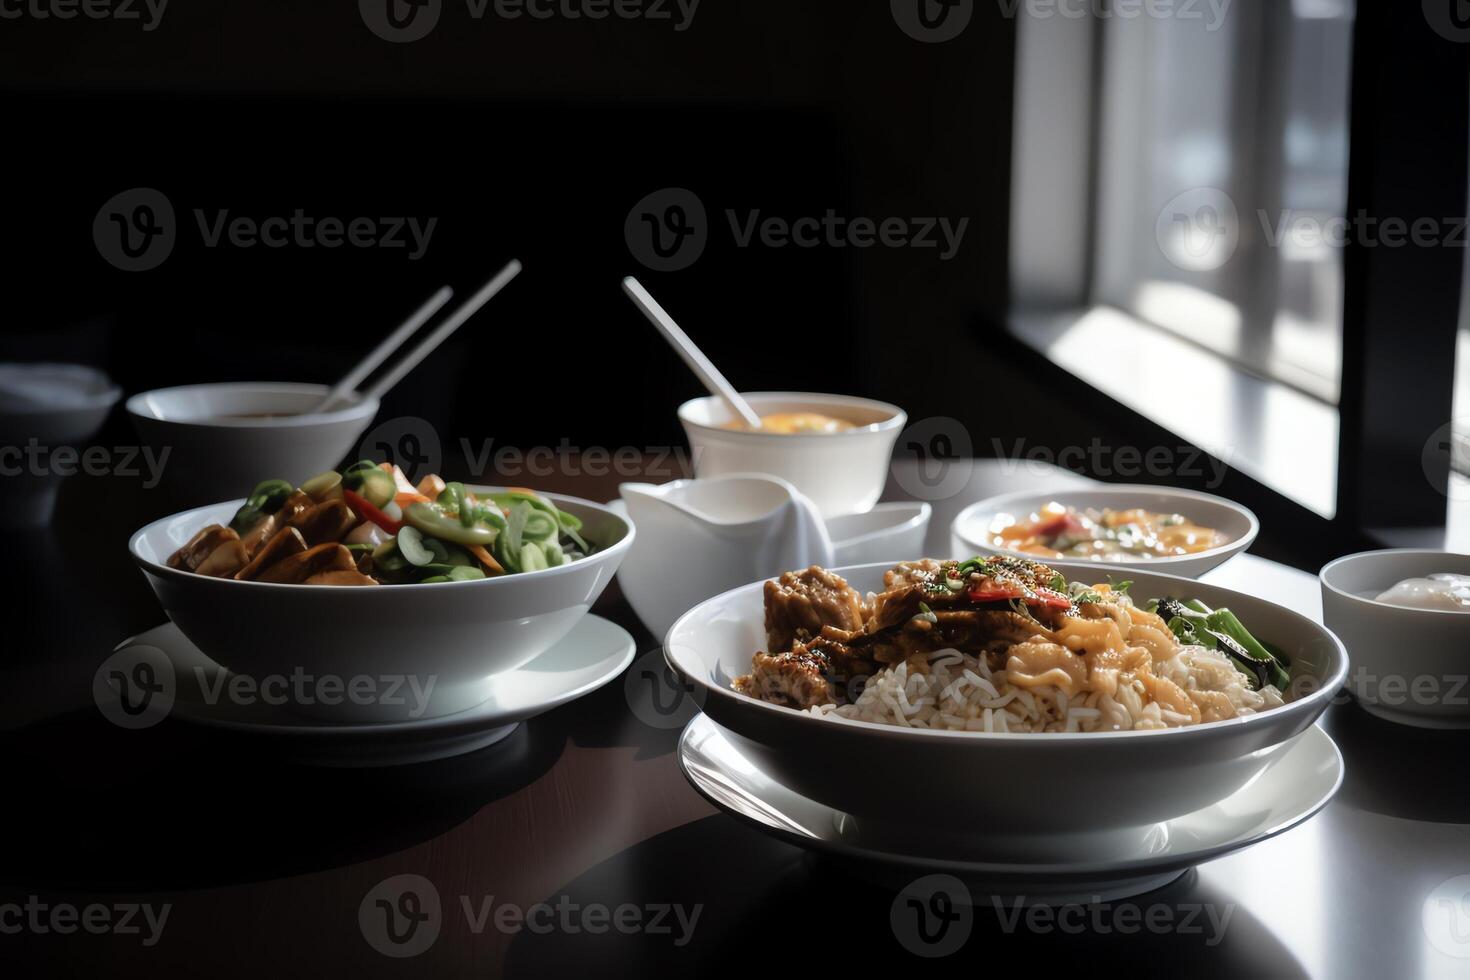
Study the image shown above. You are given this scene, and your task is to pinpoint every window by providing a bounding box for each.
[1092,0,1355,405]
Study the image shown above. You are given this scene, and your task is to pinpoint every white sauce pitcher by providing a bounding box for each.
[618,474,834,642]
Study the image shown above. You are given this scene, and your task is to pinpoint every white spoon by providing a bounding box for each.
[622,276,763,430]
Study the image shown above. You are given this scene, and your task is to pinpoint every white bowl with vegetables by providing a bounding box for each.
[129,461,634,722]
[952,485,1259,579]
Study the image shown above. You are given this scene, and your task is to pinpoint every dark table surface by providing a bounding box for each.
[3,461,1469,979]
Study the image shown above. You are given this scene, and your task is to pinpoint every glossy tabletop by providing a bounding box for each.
[2,460,1467,978]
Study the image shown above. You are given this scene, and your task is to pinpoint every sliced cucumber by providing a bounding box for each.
[519,542,548,572]
[397,525,434,567]
[343,461,396,509]
[301,470,343,501]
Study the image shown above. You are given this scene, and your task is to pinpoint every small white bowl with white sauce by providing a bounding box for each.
[1320,549,1470,729]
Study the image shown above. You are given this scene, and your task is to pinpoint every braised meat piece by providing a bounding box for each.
[733,647,835,709]
[883,559,945,591]
[764,566,865,653]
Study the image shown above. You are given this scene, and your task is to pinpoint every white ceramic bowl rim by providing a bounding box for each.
[955,484,1260,569]
[666,559,1347,745]
[130,489,635,593]
[1320,548,1470,618]
[125,381,379,430]
[826,502,932,549]
[0,363,122,415]
[677,391,906,440]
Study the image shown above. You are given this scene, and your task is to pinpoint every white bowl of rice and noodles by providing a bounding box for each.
[664,556,1347,858]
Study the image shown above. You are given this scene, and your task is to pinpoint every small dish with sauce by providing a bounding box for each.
[953,485,1259,579]
[1321,549,1470,729]
[678,392,906,519]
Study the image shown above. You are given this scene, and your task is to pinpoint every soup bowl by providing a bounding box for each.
[1321,549,1470,729]
[665,561,1346,859]
[129,488,634,722]
[127,382,380,508]
[679,392,905,519]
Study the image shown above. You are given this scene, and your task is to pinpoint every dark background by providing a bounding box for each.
[0,0,1389,571]
[0,2,1033,450]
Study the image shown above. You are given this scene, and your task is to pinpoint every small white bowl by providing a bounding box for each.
[678,392,906,519]
[129,490,634,722]
[953,485,1258,579]
[127,382,380,507]
[666,561,1346,858]
[0,363,121,527]
[826,501,932,566]
[1320,549,1470,729]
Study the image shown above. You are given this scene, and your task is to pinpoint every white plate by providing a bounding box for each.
[952,484,1259,579]
[112,614,636,766]
[679,714,1342,904]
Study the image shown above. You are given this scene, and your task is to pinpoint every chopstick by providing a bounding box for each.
[313,286,455,413]
[360,259,524,404]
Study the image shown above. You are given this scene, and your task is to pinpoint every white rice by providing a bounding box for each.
[805,645,1286,733]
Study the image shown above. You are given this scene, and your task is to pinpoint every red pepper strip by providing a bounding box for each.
[1032,587,1074,609]
[968,585,1072,608]
[344,488,401,534]
[968,586,1025,603]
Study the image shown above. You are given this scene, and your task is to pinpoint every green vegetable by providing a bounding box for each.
[229,478,294,533]
[396,525,434,567]
[343,460,395,509]
[372,539,409,574]
[1154,596,1291,691]
[403,501,497,547]
[300,470,342,501]
[418,566,486,584]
